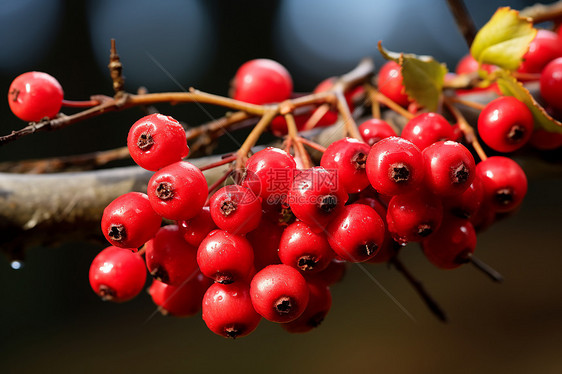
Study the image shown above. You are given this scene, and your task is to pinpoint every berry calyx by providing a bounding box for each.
[89,246,147,302]
[127,113,189,171]
[101,192,161,249]
[8,71,63,122]
[320,137,371,194]
[209,185,262,235]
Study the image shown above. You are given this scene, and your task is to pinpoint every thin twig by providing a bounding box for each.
[446,0,477,48]
[445,98,488,161]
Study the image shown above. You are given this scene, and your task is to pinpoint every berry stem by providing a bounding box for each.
[206,166,234,201]
[303,103,331,130]
[297,137,327,153]
[448,96,486,111]
[61,99,101,108]
[199,154,237,172]
[285,113,312,169]
[519,1,562,24]
[390,256,448,323]
[374,91,415,120]
[464,253,504,283]
[444,99,488,161]
[235,110,278,169]
[366,84,382,119]
[335,89,361,140]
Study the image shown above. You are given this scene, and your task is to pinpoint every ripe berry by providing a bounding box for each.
[454,54,498,95]
[529,129,562,150]
[148,273,211,317]
[377,61,410,107]
[232,59,293,104]
[540,57,562,112]
[478,96,534,153]
[278,221,334,273]
[366,136,424,196]
[250,264,310,323]
[197,229,254,284]
[518,29,562,74]
[147,161,208,221]
[358,118,397,146]
[209,185,262,234]
[401,112,455,150]
[320,137,371,194]
[476,156,528,213]
[145,225,198,286]
[127,113,189,171]
[101,192,161,249]
[303,258,347,287]
[243,147,296,200]
[177,206,216,247]
[281,282,332,333]
[8,71,63,122]
[326,204,385,262]
[89,246,146,302]
[288,167,348,232]
[422,140,475,196]
[202,282,261,338]
[386,188,443,244]
[247,218,283,271]
[422,216,476,269]
[443,174,484,219]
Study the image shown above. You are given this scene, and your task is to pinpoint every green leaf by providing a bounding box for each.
[471,7,536,71]
[378,42,447,112]
[496,71,562,134]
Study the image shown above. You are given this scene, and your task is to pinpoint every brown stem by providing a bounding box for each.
[61,99,101,108]
[108,39,125,97]
[297,137,327,153]
[520,1,562,24]
[464,252,504,283]
[235,110,278,169]
[391,256,448,322]
[445,98,488,161]
[375,92,415,120]
[448,96,486,111]
[335,89,361,140]
[303,103,332,130]
[206,166,233,199]
[446,0,477,48]
[286,113,312,169]
[199,154,237,172]
[366,84,382,119]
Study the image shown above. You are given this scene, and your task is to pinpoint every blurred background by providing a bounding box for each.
[1,0,561,373]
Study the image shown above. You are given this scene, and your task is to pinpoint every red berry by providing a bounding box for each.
[377,61,410,107]
[232,59,293,104]
[303,258,347,286]
[250,264,310,323]
[145,225,199,286]
[476,156,528,213]
[529,129,562,150]
[127,113,189,171]
[247,218,283,271]
[358,118,397,146]
[422,140,475,196]
[366,136,424,196]
[518,29,562,75]
[326,204,385,262]
[401,112,455,150]
[478,96,534,153]
[209,185,262,234]
[288,167,348,232]
[243,147,296,200]
[320,137,370,194]
[197,229,254,284]
[443,173,484,219]
[147,161,208,221]
[279,221,334,273]
[202,282,261,339]
[8,71,63,122]
[386,188,443,244]
[422,216,476,269]
[89,246,146,302]
[101,192,161,249]
[455,54,494,75]
[177,206,216,247]
[281,282,332,333]
[540,57,562,112]
[148,273,211,317]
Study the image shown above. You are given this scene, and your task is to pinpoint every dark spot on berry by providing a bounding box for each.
[455,250,472,265]
[389,163,410,183]
[360,242,378,257]
[308,312,326,328]
[495,188,513,206]
[151,266,170,284]
[274,296,293,314]
[417,224,433,237]
[507,125,526,143]
[137,132,154,151]
[352,152,367,170]
[9,88,20,102]
[452,163,470,184]
[224,325,242,339]
[156,182,173,200]
[318,194,338,214]
[220,200,238,216]
[108,224,126,242]
[215,273,234,284]
[98,285,116,301]
[297,255,318,271]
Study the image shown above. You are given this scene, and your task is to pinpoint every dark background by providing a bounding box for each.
[1,1,561,373]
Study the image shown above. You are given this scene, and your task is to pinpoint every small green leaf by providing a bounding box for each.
[378,42,447,112]
[471,7,536,71]
[496,71,562,134]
